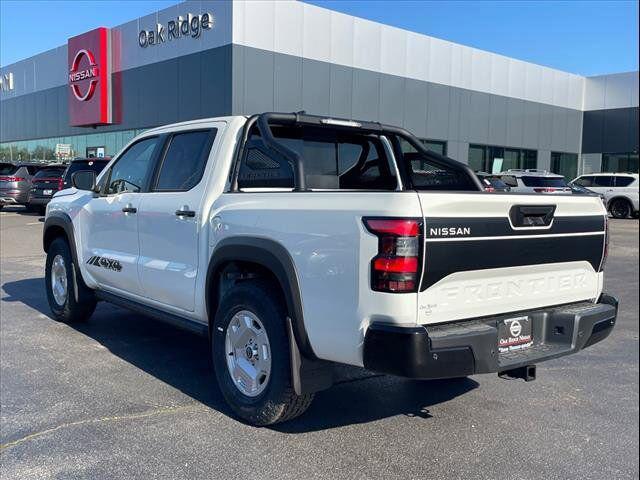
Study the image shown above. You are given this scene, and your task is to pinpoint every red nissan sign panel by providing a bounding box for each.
[68,27,113,126]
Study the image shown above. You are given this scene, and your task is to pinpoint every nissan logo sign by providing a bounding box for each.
[69,49,99,101]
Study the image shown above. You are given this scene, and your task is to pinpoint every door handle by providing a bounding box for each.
[175,209,196,218]
[122,205,137,214]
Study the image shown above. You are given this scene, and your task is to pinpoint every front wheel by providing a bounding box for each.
[610,198,631,219]
[45,237,96,323]
[212,280,313,426]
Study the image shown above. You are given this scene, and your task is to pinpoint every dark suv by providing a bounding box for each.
[27,166,68,214]
[61,157,111,190]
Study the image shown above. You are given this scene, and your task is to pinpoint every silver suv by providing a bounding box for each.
[498,169,571,194]
[0,163,45,210]
[572,173,639,219]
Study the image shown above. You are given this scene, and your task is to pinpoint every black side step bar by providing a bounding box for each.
[95,291,208,337]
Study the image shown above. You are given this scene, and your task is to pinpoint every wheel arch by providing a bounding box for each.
[607,195,632,209]
[43,212,79,267]
[205,237,316,360]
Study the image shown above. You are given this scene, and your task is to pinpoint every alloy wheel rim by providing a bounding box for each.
[225,310,271,397]
[612,201,628,217]
[51,254,68,306]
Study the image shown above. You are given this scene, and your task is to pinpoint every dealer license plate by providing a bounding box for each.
[498,316,533,353]
[43,189,53,196]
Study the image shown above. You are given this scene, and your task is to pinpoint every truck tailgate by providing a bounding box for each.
[416,193,606,324]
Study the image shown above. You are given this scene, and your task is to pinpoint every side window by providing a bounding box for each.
[614,176,634,187]
[154,129,216,191]
[593,176,614,187]
[574,176,593,187]
[501,175,517,187]
[106,137,158,194]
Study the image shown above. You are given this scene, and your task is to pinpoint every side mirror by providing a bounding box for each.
[72,170,97,191]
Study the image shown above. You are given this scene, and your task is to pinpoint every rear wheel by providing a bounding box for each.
[45,237,96,323]
[610,198,631,219]
[212,280,314,426]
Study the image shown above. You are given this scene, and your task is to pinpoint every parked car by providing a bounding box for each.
[43,112,617,426]
[0,162,46,210]
[476,172,511,192]
[61,157,111,190]
[27,166,67,214]
[499,169,571,194]
[572,173,639,219]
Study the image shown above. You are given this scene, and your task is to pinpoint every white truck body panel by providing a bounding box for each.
[47,115,609,368]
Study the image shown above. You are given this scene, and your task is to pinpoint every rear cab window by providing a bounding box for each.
[238,126,398,191]
[236,125,473,191]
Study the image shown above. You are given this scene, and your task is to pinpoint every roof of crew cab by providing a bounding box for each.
[141,116,244,135]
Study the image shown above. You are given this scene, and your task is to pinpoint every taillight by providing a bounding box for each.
[534,187,557,193]
[485,186,495,192]
[364,218,422,293]
[58,177,64,190]
[599,215,609,272]
[0,176,25,182]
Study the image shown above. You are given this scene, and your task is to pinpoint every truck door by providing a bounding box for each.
[83,136,162,297]
[137,127,220,312]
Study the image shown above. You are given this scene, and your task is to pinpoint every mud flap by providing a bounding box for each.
[286,317,334,395]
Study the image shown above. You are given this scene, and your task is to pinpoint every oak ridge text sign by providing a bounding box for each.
[138,13,213,48]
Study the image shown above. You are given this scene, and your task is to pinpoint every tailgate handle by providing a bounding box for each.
[509,205,556,227]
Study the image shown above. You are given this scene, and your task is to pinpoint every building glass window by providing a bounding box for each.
[421,139,447,156]
[550,152,578,180]
[468,144,537,173]
[602,153,639,173]
[0,129,141,163]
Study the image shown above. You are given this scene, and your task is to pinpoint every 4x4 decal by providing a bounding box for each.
[86,255,122,272]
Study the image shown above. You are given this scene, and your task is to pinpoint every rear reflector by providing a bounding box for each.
[364,218,422,293]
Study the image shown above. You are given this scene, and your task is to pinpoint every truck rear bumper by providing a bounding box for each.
[363,294,618,379]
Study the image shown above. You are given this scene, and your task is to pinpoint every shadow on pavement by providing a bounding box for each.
[2,277,478,432]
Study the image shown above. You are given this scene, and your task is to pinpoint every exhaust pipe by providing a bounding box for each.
[499,365,536,382]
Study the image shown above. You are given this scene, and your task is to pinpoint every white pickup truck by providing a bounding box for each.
[43,112,618,425]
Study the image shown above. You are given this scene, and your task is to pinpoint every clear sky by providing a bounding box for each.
[1,0,638,76]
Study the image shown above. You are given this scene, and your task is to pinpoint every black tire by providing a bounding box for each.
[45,237,96,323]
[212,280,314,426]
[609,198,631,219]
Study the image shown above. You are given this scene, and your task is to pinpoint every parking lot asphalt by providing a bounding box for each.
[0,206,638,480]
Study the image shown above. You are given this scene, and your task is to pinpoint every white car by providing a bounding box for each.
[572,173,639,219]
[42,113,618,425]
[498,169,572,194]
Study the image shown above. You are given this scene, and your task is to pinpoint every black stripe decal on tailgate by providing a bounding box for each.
[420,233,604,290]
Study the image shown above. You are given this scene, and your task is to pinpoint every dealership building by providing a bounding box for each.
[1,0,638,177]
